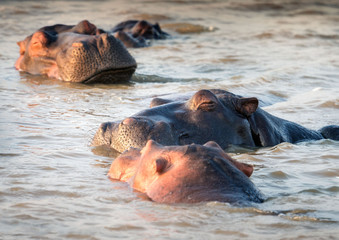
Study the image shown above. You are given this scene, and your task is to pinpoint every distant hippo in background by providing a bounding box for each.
[112,20,169,48]
[15,20,137,83]
[109,140,264,204]
[92,89,339,152]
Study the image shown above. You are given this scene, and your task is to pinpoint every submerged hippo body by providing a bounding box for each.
[92,89,338,152]
[112,20,169,48]
[15,20,137,83]
[109,140,264,204]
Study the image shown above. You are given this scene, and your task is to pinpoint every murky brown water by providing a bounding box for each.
[1,0,339,239]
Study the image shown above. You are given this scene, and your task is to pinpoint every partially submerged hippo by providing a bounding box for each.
[15,20,137,83]
[112,20,169,48]
[92,89,339,152]
[109,140,264,204]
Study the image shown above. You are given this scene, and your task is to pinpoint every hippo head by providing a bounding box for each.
[125,20,168,40]
[112,20,169,48]
[108,140,264,204]
[15,20,137,83]
[92,89,260,152]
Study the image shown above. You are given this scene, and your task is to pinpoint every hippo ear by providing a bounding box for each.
[155,158,169,174]
[234,97,259,117]
[29,31,49,55]
[73,20,97,35]
[203,141,223,150]
[153,23,162,32]
[17,41,26,55]
[234,162,254,178]
[150,98,173,108]
[31,31,48,46]
[96,28,106,35]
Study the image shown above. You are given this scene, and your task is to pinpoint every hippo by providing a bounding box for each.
[112,20,169,48]
[15,20,137,83]
[92,89,339,152]
[108,140,264,204]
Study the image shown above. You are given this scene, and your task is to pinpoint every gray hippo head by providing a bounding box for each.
[112,20,169,48]
[15,20,137,83]
[93,89,329,152]
[92,89,261,152]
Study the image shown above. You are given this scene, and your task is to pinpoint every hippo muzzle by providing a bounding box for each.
[57,33,137,83]
[92,117,176,153]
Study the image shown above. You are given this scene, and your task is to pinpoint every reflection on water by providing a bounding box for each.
[1,0,339,239]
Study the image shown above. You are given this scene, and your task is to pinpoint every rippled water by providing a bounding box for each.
[1,0,339,239]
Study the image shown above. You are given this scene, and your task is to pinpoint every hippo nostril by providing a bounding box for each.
[179,132,190,139]
[122,117,137,126]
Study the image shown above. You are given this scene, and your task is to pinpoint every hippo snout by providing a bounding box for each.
[57,33,137,83]
[92,117,177,153]
[109,117,155,153]
[92,121,117,146]
[114,117,177,152]
[92,118,154,152]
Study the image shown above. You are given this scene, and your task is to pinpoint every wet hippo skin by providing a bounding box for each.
[112,20,169,48]
[108,140,264,204]
[15,20,137,83]
[92,89,339,152]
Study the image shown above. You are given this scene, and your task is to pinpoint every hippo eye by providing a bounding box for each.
[179,132,190,139]
[197,101,216,111]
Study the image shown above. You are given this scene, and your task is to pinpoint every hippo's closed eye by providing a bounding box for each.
[197,101,217,111]
[179,132,190,139]
[188,89,219,111]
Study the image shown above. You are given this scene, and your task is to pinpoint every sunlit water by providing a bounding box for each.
[1,0,339,239]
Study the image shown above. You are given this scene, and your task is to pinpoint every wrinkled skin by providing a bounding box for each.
[92,89,339,152]
[112,20,169,48]
[15,20,137,83]
[108,140,264,204]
